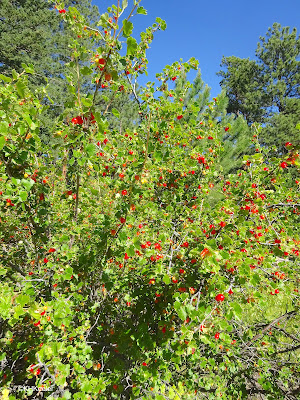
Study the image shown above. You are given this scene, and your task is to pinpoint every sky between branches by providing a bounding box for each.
[93,0,300,98]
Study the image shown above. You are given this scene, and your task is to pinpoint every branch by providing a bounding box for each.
[242,310,297,350]
[266,203,300,208]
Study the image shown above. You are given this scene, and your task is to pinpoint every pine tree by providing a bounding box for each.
[0,0,100,139]
[218,23,300,153]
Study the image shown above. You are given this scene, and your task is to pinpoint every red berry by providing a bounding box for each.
[120,217,126,224]
[280,162,287,169]
[215,293,225,302]
[177,115,183,120]
[224,127,229,132]
[214,332,220,339]
[71,116,83,125]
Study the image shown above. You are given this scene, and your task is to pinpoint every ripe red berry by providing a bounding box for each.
[215,293,225,302]
[224,127,229,131]
[285,142,292,147]
[280,161,287,169]
[177,115,183,120]
[214,332,220,339]
[71,116,83,125]
[120,217,126,224]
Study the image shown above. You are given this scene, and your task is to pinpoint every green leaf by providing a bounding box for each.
[0,121,9,134]
[85,143,95,156]
[232,302,242,318]
[122,20,133,37]
[126,37,138,56]
[163,274,170,284]
[80,66,93,76]
[127,245,135,257]
[156,17,167,31]
[177,307,187,321]
[137,6,147,14]
[21,63,34,74]
[63,266,73,280]
[81,97,93,107]
[111,108,120,118]
[15,294,30,307]
[23,114,37,130]
[0,74,12,83]
[19,191,28,202]
[90,188,98,195]
[0,136,6,150]
[16,80,26,98]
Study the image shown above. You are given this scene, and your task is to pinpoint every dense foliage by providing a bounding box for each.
[0,3,299,400]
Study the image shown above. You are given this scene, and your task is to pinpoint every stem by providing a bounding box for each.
[74,173,80,222]
[112,0,120,40]
[115,1,140,41]
[69,173,80,248]
[76,57,81,110]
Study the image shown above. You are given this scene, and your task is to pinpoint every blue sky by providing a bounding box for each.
[93,0,300,98]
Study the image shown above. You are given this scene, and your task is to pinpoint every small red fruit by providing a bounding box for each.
[280,161,287,169]
[71,116,83,125]
[215,332,220,339]
[215,293,225,302]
